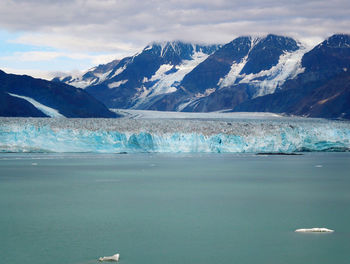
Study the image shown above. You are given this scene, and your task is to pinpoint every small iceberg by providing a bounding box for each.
[295,227,334,233]
[99,253,120,262]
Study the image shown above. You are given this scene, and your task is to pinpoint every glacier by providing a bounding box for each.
[8,93,64,118]
[0,117,349,153]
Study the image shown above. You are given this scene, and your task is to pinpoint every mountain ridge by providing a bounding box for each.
[0,70,118,118]
[51,33,350,119]
[233,34,350,119]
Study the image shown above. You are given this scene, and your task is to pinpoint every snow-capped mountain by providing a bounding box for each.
[52,59,120,88]
[55,35,307,111]
[54,41,220,109]
[183,35,305,96]
[146,34,309,111]
[87,41,220,109]
[54,34,350,119]
[234,34,350,119]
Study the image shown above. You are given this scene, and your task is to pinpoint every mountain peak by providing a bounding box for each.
[323,34,350,48]
[143,41,220,59]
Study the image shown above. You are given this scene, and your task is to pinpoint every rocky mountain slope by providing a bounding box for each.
[54,42,220,109]
[234,34,350,119]
[0,70,118,118]
[55,34,350,119]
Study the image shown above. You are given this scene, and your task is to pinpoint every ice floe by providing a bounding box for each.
[99,253,120,262]
[295,228,334,233]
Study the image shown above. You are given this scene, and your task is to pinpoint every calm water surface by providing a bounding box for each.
[0,153,349,264]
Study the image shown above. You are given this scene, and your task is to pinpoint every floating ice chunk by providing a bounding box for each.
[295,228,334,233]
[99,253,120,262]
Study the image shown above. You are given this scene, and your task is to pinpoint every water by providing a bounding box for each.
[0,153,350,264]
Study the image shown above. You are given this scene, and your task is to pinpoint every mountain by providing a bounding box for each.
[146,34,307,111]
[0,70,118,118]
[52,59,120,88]
[233,34,350,119]
[55,34,350,119]
[54,41,220,109]
[56,35,307,111]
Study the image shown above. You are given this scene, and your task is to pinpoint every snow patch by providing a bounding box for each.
[238,45,308,97]
[159,42,183,57]
[60,69,113,89]
[249,36,262,50]
[132,51,210,109]
[108,80,128,89]
[195,88,216,98]
[217,56,248,88]
[217,36,261,89]
[93,69,113,83]
[149,64,174,82]
[148,51,210,97]
[8,93,64,118]
[176,98,198,112]
[111,65,127,79]
[134,86,152,100]
[216,39,308,98]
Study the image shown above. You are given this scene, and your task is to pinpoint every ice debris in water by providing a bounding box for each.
[0,117,349,153]
[295,228,334,233]
[99,253,120,262]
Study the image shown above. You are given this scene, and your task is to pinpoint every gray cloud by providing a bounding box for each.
[1,0,350,54]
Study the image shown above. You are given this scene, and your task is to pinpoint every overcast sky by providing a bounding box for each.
[0,0,349,79]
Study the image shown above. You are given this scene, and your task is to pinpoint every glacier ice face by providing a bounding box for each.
[0,118,349,153]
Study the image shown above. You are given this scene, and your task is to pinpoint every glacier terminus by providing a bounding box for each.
[1,113,349,153]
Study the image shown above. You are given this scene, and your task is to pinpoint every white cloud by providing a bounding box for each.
[12,33,140,54]
[2,67,59,80]
[0,51,119,79]
[0,0,349,52]
[0,0,349,75]
[3,50,117,63]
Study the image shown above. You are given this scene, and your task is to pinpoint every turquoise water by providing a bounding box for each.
[0,153,350,264]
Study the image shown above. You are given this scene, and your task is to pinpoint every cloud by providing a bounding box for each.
[12,33,139,55]
[0,0,349,77]
[0,0,349,52]
[2,50,117,63]
[0,49,120,78]
[2,67,63,80]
